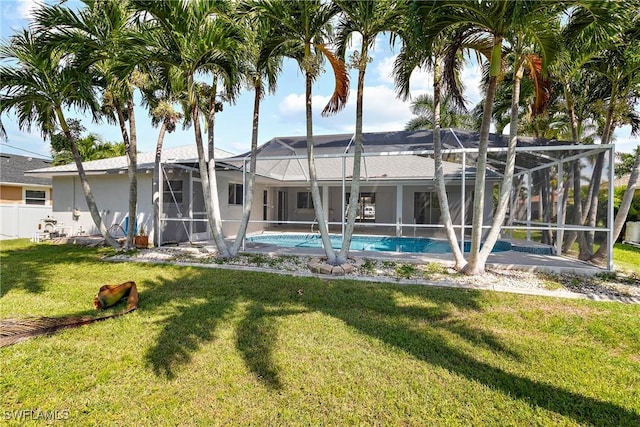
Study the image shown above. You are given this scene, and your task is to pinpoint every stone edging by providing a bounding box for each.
[307,256,365,275]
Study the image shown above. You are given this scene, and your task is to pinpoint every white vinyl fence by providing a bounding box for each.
[0,204,53,240]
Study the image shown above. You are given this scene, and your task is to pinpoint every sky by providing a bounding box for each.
[0,0,637,160]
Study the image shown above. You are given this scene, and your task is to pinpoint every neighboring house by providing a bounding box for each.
[0,153,54,239]
[27,129,614,250]
[0,153,52,205]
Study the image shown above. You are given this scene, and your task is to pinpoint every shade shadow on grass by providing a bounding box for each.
[0,242,111,299]
[236,302,307,389]
[144,270,639,425]
[3,242,637,425]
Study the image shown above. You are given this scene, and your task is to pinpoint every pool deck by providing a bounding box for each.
[237,236,607,276]
[54,233,609,276]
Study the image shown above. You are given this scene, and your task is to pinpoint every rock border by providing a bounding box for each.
[307,256,365,276]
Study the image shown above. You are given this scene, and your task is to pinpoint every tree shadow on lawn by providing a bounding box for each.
[0,243,110,299]
[142,268,639,426]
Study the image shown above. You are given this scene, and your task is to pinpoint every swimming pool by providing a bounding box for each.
[246,233,512,254]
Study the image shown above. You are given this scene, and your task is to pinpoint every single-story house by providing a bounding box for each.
[26,129,615,259]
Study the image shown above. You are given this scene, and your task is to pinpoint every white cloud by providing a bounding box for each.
[16,0,43,19]
[373,56,396,85]
[277,93,333,118]
[460,60,483,108]
[273,84,421,137]
[613,125,639,154]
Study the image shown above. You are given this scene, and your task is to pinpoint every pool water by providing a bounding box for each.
[246,233,512,254]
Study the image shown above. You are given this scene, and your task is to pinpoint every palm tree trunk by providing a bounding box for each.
[462,37,502,275]
[338,47,367,265]
[115,104,134,248]
[206,78,230,257]
[306,68,337,265]
[192,102,231,258]
[230,83,261,256]
[153,123,166,247]
[581,89,616,258]
[432,59,465,269]
[55,108,119,248]
[560,81,589,254]
[476,59,523,267]
[126,100,138,247]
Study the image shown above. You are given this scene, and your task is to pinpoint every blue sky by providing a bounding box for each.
[1,0,637,160]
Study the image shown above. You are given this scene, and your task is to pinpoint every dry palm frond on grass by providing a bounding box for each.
[0,281,138,347]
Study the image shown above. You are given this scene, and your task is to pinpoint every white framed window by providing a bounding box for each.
[24,188,47,205]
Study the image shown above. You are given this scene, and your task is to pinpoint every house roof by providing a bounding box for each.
[220,129,572,182]
[224,151,474,182]
[228,129,570,158]
[25,145,235,178]
[0,153,52,186]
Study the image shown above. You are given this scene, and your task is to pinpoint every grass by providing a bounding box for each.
[509,229,640,275]
[1,239,640,426]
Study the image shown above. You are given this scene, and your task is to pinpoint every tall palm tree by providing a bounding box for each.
[0,29,120,248]
[132,0,246,258]
[551,1,631,259]
[334,0,404,265]
[35,0,145,248]
[415,0,561,275]
[588,14,640,263]
[229,11,285,256]
[253,0,349,266]
[395,9,492,271]
[150,99,183,247]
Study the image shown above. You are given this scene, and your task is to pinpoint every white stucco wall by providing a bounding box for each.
[52,173,153,239]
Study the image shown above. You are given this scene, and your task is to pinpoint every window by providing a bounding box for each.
[25,189,46,205]
[346,192,375,221]
[414,192,440,224]
[163,180,183,204]
[297,192,314,209]
[228,183,243,205]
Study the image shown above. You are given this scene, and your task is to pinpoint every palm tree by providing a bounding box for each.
[404,93,475,131]
[414,0,561,275]
[132,0,246,258]
[395,8,492,271]
[0,29,120,248]
[35,0,145,248]
[52,132,125,165]
[229,12,285,257]
[334,0,404,265]
[551,1,631,259]
[253,0,349,266]
[150,100,183,247]
[588,13,640,264]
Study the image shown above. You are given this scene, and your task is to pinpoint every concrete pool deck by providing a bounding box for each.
[53,233,610,276]
[233,238,608,276]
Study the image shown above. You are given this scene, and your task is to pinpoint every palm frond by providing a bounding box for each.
[317,44,350,117]
[525,54,552,117]
[0,281,138,347]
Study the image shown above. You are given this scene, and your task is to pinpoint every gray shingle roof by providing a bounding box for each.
[0,153,52,186]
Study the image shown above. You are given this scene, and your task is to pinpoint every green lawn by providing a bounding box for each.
[1,240,639,426]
